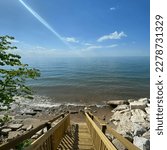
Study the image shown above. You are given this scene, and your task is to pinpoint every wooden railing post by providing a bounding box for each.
[46,122,51,130]
[101,124,107,134]
[91,115,94,120]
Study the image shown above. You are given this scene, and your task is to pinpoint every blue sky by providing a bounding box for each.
[0,0,150,58]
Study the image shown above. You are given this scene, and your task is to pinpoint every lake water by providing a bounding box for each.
[27,57,150,104]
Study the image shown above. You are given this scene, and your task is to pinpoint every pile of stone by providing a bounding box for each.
[107,98,150,150]
[0,117,49,144]
[0,122,33,143]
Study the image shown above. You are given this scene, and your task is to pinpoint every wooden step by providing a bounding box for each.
[57,123,95,150]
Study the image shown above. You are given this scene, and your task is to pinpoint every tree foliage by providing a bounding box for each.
[0,35,40,108]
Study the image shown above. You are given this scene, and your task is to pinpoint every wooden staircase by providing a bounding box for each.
[0,112,140,150]
[57,123,94,150]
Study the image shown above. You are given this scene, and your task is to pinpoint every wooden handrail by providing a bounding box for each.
[85,112,117,150]
[25,114,70,150]
[0,113,67,150]
[87,112,140,150]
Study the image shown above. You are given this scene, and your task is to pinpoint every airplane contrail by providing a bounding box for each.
[18,0,72,50]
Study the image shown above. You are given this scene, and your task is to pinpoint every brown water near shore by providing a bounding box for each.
[32,86,150,104]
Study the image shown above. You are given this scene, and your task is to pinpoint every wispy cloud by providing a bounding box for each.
[106,44,118,48]
[83,43,93,46]
[97,31,127,42]
[86,45,102,50]
[110,7,116,11]
[64,37,79,43]
[82,44,118,51]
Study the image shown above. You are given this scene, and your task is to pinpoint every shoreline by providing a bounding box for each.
[0,95,150,149]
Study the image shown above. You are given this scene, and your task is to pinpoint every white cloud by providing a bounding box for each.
[110,7,116,11]
[64,37,79,43]
[82,44,118,52]
[84,43,93,46]
[97,31,127,42]
[86,45,102,50]
[106,44,118,48]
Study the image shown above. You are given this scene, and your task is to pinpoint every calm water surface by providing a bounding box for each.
[27,57,150,104]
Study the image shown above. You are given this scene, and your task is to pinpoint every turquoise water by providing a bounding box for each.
[27,57,150,103]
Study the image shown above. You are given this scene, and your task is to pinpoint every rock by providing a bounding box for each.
[145,115,150,122]
[33,108,43,112]
[116,121,147,137]
[84,107,91,111]
[145,107,150,115]
[107,100,128,107]
[22,125,33,131]
[25,112,37,116]
[43,128,47,133]
[138,98,148,103]
[147,99,150,103]
[130,101,147,110]
[36,130,43,136]
[128,99,135,103]
[112,139,126,150]
[142,130,150,139]
[8,124,23,130]
[134,125,147,136]
[31,134,39,139]
[112,121,119,126]
[141,121,150,130]
[27,125,33,131]
[1,128,12,135]
[111,111,131,122]
[131,109,146,123]
[8,131,22,140]
[110,111,121,121]
[133,136,150,150]
[112,105,129,112]
[116,120,134,135]
[147,103,150,107]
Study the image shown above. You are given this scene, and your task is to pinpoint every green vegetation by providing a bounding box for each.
[0,35,40,109]
[0,114,12,124]
[15,139,32,150]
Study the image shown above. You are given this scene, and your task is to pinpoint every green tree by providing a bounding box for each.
[0,35,40,109]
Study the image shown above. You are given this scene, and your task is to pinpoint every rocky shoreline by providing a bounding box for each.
[0,96,150,150]
[107,98,150,150]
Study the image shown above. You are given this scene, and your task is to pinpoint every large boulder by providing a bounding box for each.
[142,130,150,139]
[1,128,12,135]
[112,104,129,112]
[133,136,150,150]
[107,100,128,108]
[110,111,131,122]
[8,131,22,140]
[22,124,33,131]
[145,107,150,115]
[138,98,149,103]
[116,120,134,135]
[130,101,147,110]
[131,109,147,123]
[134,124,147,136]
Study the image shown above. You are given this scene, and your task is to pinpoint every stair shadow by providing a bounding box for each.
[57,124,79,150]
